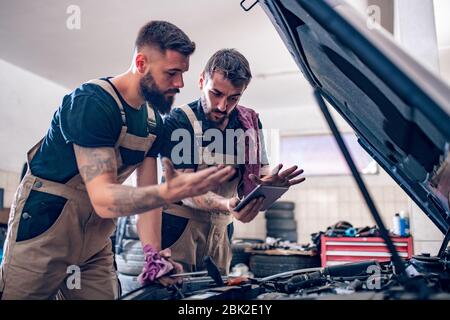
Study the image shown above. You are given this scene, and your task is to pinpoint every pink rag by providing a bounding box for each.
[138,245,174,285]
[235,105,261,197]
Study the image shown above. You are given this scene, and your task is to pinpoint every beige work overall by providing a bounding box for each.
[163,105,241,275]
[0,79,157,300]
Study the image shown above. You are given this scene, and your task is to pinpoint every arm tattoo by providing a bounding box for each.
[182,192,227,213]
[74,145,166,217]
[107,185,166,217]
[74,145,116,183]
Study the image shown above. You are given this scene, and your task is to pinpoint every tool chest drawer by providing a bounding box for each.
[320,235,414,267]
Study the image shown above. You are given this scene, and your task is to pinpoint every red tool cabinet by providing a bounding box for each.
[320,235,414,267]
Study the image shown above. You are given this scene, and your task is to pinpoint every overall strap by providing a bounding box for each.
[178,105,203,167]
[146,103,157,133]
[87,79,126,125]
[178,105,203,139]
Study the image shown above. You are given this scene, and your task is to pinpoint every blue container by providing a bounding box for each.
[345,227,357,237]
[399,211,410,236]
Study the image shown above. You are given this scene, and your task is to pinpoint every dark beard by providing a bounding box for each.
[200,96,228,126]
[139,72,177,115]
[211,114,228,126]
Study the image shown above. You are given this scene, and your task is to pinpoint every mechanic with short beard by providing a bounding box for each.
[0,21,235,300]
[137,49,306,276]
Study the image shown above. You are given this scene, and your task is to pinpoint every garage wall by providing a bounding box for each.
[233,104,445,255]
[435,0,450,46]
[0,59,70,174]
[0,169,20,209]
[435,0,450,85]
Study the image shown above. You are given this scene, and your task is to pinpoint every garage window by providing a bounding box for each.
[279,133,377,176]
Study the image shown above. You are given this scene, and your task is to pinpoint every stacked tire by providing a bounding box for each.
[230,238,264,268]
[265,201,298,242]
[249,253,321,278]
[115,215,144,295]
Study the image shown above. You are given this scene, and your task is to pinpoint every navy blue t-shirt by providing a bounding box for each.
[161,99,266,171]
[17,78,164,241]
[30,78,163,183]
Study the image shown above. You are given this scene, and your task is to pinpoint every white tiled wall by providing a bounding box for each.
[410,203,444,256]
[0,169,20,208]
[233,166,445,255]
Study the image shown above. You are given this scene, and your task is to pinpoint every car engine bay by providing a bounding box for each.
[121,248,450,300]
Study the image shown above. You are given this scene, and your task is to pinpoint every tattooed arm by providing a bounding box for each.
[180,169,264,223]
[182,191,229,213]
[175,169,226,213]
[73,145,235,219]
[183,189,264,223]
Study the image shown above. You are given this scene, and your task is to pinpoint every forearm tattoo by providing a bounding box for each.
[74,145,165,217]
[74,145,116,183]
[183,192,227,213]
[107,185,165,217]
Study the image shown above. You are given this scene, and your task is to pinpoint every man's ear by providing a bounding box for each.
[199,71,205,90]
[135,52,147,74]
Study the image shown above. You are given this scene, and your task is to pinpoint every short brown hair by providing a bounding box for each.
[135,21,196,56]
[204,49,252,88]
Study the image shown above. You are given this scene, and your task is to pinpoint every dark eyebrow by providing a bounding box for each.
[210,89,223,95]
[167,68,183,72]
[210,89,241,98]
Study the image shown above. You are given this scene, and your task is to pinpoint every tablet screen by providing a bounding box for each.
[234,185,289,212]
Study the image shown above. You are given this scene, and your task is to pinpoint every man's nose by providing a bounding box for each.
[217,97,227,112]
[172,74,184,89]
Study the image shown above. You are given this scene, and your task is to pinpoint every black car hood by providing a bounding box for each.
[259,0,450,234]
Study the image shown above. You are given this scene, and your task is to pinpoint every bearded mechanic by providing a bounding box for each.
[136,49,306,276]
[0,21,234,300]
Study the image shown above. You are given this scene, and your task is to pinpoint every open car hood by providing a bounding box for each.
[259,0,450,237]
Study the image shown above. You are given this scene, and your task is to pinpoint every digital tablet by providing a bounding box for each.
[234,185,289,212]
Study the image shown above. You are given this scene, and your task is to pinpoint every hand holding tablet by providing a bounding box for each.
[234,184,289,212]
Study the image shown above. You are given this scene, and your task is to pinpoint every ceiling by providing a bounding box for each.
[1,0,448,110]
[0,0,314,110]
